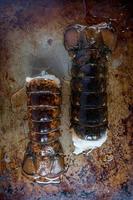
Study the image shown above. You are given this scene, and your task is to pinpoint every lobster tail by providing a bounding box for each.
[64,23,112,154]
[22,72,65,184]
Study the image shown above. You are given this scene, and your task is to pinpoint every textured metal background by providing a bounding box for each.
[0,0,133,199]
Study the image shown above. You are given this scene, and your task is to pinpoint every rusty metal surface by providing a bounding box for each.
[0,0,133,199]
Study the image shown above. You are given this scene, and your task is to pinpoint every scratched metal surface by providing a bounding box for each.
[0,1,133,200]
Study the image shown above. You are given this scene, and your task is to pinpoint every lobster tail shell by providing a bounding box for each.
[22,73,65,184]
[64,24,112,153]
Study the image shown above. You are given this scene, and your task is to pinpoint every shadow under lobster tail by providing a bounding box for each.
[64,23,116,155]
[22,71,65,184]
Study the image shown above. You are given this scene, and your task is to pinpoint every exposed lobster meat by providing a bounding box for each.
[22,72,64,184]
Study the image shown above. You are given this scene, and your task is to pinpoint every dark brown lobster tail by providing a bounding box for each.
[22,73,65,184]
[64,24,111,141]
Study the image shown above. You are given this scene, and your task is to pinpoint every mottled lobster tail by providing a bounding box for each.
[64,24,111,143]
[22,73,64,184]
